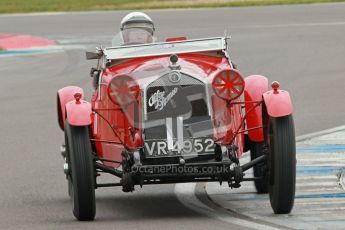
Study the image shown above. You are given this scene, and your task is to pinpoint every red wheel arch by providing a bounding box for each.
[244,75,268,142]
[65,100,92,126]
[57,86,85,130]
[263,90,293,117]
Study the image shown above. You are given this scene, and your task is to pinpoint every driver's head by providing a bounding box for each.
[120,12,155,45]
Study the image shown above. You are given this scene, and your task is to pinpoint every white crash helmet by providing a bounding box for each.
[120,12,155,44]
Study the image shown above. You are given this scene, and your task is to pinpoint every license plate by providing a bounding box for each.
[144,138,215,157]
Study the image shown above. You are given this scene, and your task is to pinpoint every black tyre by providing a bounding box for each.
[266,114,296,214]
[64,132,73,198]
[250,141,268,193]
[65,122,96,221]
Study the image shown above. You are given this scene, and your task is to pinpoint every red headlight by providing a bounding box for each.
[108,75,140,106]
[212,69,245,101]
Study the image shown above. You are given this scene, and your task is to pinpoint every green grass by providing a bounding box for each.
[0,0,344,13]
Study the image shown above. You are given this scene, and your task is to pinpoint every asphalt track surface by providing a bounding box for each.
[0,3,345,230]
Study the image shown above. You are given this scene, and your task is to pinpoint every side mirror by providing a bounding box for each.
[86,51,101,60]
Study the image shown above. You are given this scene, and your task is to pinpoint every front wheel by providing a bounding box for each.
[65,122,96,221]
[266,114,296,214]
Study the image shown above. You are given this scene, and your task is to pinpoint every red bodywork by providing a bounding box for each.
[90,53,245,167]
[57,38,293,168]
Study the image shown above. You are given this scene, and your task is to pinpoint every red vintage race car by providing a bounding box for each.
[57,36,296,221]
